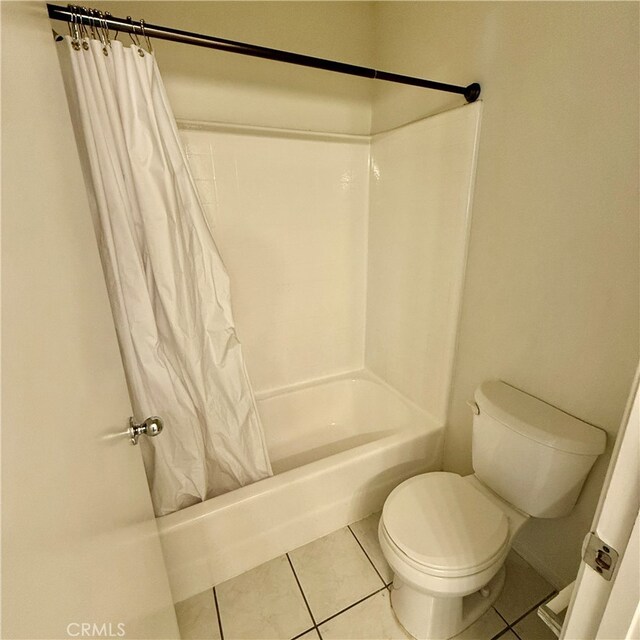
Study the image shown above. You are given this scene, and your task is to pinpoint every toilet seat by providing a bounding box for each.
[381,472,510,578]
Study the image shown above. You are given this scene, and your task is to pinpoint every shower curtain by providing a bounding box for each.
[57,35,272,516]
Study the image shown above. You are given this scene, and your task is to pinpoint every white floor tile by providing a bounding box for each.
[319,589,412,640]
[289,527,385,623]
[174,590,221,640]
[513,609,558,640]
[319,593,508,640]
[216,555,313,639]
[494,551,555,623]
[349,512,394,584]
[295,630,321,640]
[452,607,508,640]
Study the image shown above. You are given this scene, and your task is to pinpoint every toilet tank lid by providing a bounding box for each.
[475,381,606,456]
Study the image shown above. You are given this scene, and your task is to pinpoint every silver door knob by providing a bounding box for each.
[128,416,164,445]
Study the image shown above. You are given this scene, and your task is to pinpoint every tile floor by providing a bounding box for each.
[175,512,558,640]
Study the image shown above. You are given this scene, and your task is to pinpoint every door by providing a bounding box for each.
[1,2,179,638]
[596,512,639,640]
[561,366,639,639]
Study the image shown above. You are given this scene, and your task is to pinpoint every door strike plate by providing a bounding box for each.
[583,532,618,581]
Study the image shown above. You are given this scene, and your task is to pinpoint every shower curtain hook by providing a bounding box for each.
[140,19,153,54]
[66,4,73,37]
[135,20,145,56]
[79,7,90,49]
[105,12,119,42]
[68,5,81,50]
[71,5,84,46]
[127,16,139,45]
[83,7,92,39]
[88,7,99,41]
[102,11,110,44]
[97,10,109,55]
[127,16,144,56]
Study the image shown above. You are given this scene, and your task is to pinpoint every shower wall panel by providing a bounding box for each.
[182,127,370,393]
[365,104,482,423]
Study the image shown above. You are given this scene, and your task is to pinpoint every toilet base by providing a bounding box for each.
[390,565,506,640]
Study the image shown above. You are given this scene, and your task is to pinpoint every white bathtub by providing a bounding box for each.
[157,371,443,603]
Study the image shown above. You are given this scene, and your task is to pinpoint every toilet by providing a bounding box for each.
[378,380,606,640]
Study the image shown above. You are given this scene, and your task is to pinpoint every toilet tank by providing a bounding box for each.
[472,381,606,518]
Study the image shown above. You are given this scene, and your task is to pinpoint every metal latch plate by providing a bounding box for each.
[583,532,618,580]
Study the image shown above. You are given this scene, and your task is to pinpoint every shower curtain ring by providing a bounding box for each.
[127,16,139,45]
[86,7,96,41]
[66,4,73,37]
[68,5,81,50]
[140,19,153,54]
[127,16,144,55]
[72,5,89,48]
[97,10,109,55]
[80,9,90,49]
[105,12,119,42]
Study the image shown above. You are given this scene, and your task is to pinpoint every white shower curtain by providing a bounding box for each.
[58,36,272,516]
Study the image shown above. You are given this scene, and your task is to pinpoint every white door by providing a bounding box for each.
[1,2,179,638]
[596,511,639,640]
[561,367,639,640]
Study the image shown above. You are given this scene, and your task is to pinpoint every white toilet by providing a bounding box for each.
[378,380,606,640]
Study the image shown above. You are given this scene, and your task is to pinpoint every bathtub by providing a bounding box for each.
[157,371,443,603]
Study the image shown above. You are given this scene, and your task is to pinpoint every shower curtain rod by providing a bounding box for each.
[46,4,481,103]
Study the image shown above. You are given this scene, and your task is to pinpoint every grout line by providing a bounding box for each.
[493,605,510,627]
[347,524,387,587]
[510,627,524,640]
[506,591,558,629]
[316,585,388,628]
[286,553,320,631]
[489,606,511,640]
[212,586,225,640]
[290,626,317,640]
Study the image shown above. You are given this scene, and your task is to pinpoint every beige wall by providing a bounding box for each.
[104,1,375,134]
[372,2,639,586]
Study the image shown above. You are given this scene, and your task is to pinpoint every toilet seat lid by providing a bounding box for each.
[382,472,509,575]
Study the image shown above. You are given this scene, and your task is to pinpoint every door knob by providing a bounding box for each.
[128,416,164,445]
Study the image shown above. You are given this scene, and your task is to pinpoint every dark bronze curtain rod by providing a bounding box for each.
[47,3,481,103]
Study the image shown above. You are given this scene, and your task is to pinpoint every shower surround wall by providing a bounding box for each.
[180,104,480,403]
[366,106,481,422]
[181,126,370,393]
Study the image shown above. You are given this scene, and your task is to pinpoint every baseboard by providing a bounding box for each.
[512,539,567,590]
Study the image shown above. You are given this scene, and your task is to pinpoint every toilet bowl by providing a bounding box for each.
[378,381,607,640]
[379,472,527,640]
